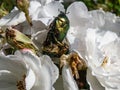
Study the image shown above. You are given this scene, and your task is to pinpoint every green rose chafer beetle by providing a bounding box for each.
[42,11,70,57]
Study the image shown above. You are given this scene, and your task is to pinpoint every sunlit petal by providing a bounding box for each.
[67,1,89,26]
[0,71,17,90]
[85,28,120,89]
[0,10,25,26]
[0,54,30,90]
[0,55,27,78]
[15,50,59,90]
[43,1,65,17]
[89,10,105,28]
[62,65,79,90]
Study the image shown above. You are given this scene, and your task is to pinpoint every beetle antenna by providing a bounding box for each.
[58,9,64,13]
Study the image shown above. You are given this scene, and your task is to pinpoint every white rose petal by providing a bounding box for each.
[15,50,59,90]
[67,1,89,26]
[0,55,28,90]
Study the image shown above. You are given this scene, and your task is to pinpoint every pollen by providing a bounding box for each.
[16,74,26,90]
[101,56,108,68]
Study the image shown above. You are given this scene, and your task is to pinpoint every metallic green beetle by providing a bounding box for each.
[43,11,70,46]
[42,11,70,57]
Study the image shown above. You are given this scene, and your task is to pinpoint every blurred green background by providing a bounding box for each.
[63,0,120,16]
[0,0,120,18]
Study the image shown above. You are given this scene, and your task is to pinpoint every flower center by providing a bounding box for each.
[101,56,108,68]
[16,74,26,90]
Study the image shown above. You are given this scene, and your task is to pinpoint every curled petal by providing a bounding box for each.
[62,65,79,90]
[32,29,48,51]
[36,1,65,18]
[34,0,55,6]
[29,0,41,14]
[67,1,89,26]
[85,28,105,68]
[15,50,59,90]
[13,20,47,36]
[88,10,120,33]
[85,28,120,89]
[0,71,18,90]
[0,55,27,78]
[43,1,65,17]
[61,51,105,90]
[0,54,35,90]
[87,69,105,90]
[25,69,36,90]
[0,1,41,26]
[0,10,25,26]
[67,26,87,59]
[101,13,120,34]
[89,10,105,28]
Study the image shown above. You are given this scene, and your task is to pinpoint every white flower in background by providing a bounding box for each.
[86,29,120,90]
[89,10,120,33]
[66,2,120,59]
[66,2,93,59]
[64,1,120,90]
[0,0,120,90]
[0,52,30,90]
[0,0,65,26]
[66,1,89,27]
[0,50,59,90]
[60,50,104,90]
[0,0,65,49]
